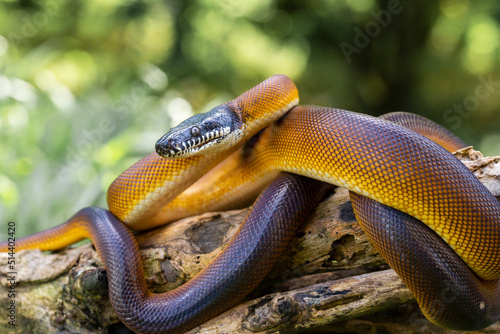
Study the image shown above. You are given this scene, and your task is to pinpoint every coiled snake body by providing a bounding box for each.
[1,75,499,332]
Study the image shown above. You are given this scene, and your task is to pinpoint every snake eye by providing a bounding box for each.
[191,126,201,137]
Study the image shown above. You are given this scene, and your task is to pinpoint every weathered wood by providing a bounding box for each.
[0,148,498,333]
[186,269,415,334]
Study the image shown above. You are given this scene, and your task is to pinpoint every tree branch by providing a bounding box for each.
[0,148,498,333]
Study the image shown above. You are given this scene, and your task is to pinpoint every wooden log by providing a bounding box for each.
[0,147,498,333]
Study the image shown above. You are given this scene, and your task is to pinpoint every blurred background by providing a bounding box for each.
[0,0,499,238]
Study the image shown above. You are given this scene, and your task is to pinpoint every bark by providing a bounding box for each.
[0,147,499,333]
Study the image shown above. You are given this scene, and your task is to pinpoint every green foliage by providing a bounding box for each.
[0,0,499,237]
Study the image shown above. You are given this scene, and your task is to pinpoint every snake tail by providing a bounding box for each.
[0,210,93,252]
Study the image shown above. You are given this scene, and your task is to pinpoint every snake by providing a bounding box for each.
[1,74,500,332]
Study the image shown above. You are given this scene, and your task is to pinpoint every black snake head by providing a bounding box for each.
[156,104,243,158]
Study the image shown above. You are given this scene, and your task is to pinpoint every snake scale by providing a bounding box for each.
[1,75,499,333]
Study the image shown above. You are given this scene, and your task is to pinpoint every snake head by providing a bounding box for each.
[156,104,243,158]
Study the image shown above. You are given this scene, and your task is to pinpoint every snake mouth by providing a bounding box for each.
[178,126,232,156]
[156,126,231,158]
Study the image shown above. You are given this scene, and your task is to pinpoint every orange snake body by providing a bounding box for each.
[2,75,500,332]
